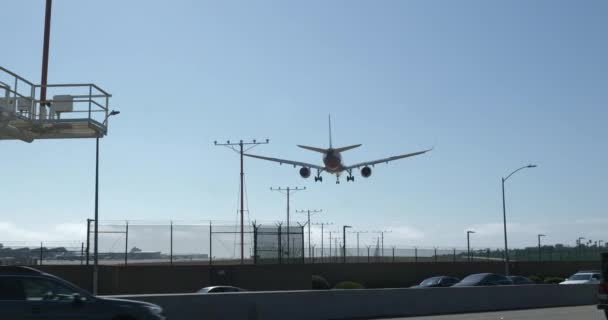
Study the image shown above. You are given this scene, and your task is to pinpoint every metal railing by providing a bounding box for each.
[0,66,112,141]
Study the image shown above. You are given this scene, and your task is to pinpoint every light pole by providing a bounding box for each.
[537,234,546,261]
[93,109,120,295]
[342,225,352,263]
[502,164,537,276]
[467,230,475,262]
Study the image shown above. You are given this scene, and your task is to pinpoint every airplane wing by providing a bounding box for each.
[343,148,432,170]
[244,153,326,171]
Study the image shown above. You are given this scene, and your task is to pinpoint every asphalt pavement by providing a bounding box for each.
[381,306,606,320]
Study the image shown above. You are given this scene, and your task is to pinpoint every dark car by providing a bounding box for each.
[0,266,165,320]
[411,276,460,288]
[508,276,535,285]
[197,286,246,293]
[452,273,513,287]
[598,253,608,319]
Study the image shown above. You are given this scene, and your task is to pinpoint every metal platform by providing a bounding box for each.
[0,67,112,143]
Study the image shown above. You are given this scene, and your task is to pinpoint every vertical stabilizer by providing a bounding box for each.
[328,115,333,149]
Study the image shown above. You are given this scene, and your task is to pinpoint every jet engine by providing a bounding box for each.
[361,166,372,178]
[300,167,311,178]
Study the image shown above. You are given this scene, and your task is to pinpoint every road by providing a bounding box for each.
[382,306,606,320]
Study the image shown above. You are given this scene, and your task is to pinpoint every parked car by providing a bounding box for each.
[411,276,460,288]
[452,273,513,287]
[559,270,602,285]
[508,276,535,285]
[597,253,608,319]
[0,266,166,320]
[197,286,246,293]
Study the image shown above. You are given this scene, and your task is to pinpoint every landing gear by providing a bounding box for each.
[314,176,323,182]
[346,169,354,182]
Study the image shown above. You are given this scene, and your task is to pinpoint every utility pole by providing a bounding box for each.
[537,234,546,262]
[372,230,391,260]
[329,231,333,261]
[342,225,352,263]
[348,230,368,262]
[215,139,269,264]
[313,222,333,262]
[296,209,322,259]
[271,187,306,261]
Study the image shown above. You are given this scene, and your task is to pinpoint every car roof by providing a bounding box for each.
[0,266,45,276]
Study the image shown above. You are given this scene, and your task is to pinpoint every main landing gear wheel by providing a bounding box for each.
[314,176,323,182]
[346,176,355,182]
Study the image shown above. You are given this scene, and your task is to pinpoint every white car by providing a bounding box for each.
[559,271,602,285]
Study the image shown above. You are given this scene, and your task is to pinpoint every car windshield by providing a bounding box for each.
[459,274,487,284]
[568,274,591,280]
[420,277,441,286]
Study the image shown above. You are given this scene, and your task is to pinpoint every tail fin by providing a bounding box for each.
[328,115,333,148]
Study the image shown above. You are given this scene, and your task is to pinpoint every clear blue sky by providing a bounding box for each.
[1,0,606,251]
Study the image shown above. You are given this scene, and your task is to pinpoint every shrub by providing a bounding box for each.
[528,275,543,284]
[333,281,365,290]
[543,277,565,284]
[312,275,330,290]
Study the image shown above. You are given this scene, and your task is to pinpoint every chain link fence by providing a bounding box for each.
[0,241,85,266]
[2,222,605,266]
[85,220,305,265]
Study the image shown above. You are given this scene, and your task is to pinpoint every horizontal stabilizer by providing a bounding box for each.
[297,145,329,153]
[333,144,362,153]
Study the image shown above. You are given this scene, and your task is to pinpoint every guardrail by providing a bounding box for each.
[112,284,598,320]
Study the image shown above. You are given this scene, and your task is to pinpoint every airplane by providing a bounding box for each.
[244,116,432,184]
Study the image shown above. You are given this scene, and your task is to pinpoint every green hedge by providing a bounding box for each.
[312,275,330,290]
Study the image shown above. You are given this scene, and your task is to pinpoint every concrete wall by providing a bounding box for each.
[113,284,599,320]
[34,261,600,295]
[37,264,311,295]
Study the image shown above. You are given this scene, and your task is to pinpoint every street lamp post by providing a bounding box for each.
[537,234,546,261]
[502,164,537,276]
[467,230,475,262]
[93,110,119,295]
[343,225,352,263]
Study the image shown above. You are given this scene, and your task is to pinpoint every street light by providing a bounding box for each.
[93,109,120,295]
[343,225,352,263]
[502,164,537,276]
[467,230,475,262]
[538,234,546,261]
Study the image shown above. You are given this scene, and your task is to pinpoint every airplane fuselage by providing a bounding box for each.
[323,150,343,172]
